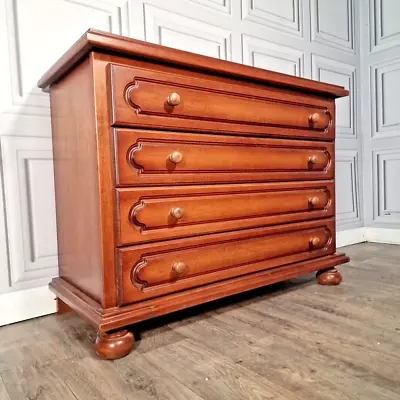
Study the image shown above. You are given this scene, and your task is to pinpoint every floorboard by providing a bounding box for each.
[1,243,399,400]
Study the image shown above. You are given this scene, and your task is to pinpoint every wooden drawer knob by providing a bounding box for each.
[170,207,184,219]
[308,155,318,165]
[309,197,320,207]
[309,112,320,124]
[167,92,181,106]
[172,261,187,275]
[168,151,183,164]
[309,237,320,248]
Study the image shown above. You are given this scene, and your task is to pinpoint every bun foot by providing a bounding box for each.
[95,330,134,360]
[316,268,342,285]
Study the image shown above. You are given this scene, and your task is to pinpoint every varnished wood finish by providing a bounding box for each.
[51,252,349,333]
[316,267,343,285]
[119,219,336,304]
[110,64,333,140]
[39,30,349,359]
[1,244,398,400]
[115,129,334,186]
[95,330,134,360]
[38,29,348,97]
[117,181,334,245]
[91,53,119,309]
[49,57,103,303]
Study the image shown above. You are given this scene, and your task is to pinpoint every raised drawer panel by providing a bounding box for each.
[109,64,334,140]
[114,129,334,186]
[119,219,335,305]
[117,181,334,245]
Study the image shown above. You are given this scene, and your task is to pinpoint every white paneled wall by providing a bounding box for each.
[0,0,362,325]
[360,0,400,232]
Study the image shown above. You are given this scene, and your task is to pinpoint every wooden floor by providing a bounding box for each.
[1,242,399,400]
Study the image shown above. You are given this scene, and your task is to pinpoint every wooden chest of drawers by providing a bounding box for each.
[38,29,349,360]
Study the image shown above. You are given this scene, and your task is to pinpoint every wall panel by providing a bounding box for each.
[0,0,363,323]
[1,136,58,290]
[310,0,355,53]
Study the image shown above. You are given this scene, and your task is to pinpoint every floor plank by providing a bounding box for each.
[0,243,399,400]
[0,376,11,400]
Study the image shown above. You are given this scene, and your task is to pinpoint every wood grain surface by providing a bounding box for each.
[49,56,103,303]
[37,29,348,98]
[109,63,335,139]
[117,181,334,245]
[0,243,399,400]
[115,129,335,186]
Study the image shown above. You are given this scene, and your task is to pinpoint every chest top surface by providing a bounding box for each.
[37,29,348,99]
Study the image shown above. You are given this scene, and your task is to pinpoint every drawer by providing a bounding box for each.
[117,181,334,245]
[109,64,334,140]
[114,129,334,186]
[118,219,335,304]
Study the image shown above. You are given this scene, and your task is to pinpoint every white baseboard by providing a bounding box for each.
[0,285,56,327]
[336,227,400,247]
[336,228,366,248]
[364,228,400,245]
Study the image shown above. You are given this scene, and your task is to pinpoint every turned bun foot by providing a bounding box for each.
[316,268,342,285]
[95,330,134,360]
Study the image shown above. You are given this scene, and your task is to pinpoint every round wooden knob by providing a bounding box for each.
[167,92,181,106]
[308,155,318,165]
[310,237,320,248]
[309,197,320,207]
[309,112,320,123]
[172,261,187,275]
[168,151,183,164]
[170,207,184,219]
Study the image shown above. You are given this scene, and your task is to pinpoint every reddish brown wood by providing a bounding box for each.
[119,219,335,305]
[56,298,72,315]
[95,330,134,360]
[91,54,119,309]
[109,64,333,140]
[115,129,334,186]
[49,251,349,333]
[39,30,349,359]
[49,57,103,303]
[316,268,343,285]
[117,181,334,245]
[37,29,348,98]
[101,52,336,111]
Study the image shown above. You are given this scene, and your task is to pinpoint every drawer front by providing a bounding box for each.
[115,129,334,186]
[117,181,334,245]
[109,64,334,140]
[119,219,335,304]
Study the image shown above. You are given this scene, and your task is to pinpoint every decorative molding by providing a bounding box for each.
[370,0,400,53]
[336,228,365,248]
[241,0,303,37]
[188,0,231,14]
[373,148,400,224]
[311,55,356,138]
[143,4,232,60]
[335,150,361,225]
[1,136,58,290]
[370,58,400,139]
[242,34,304,77]
[0,286,56,327]
[310,0,355,53]
[2,0,128,116]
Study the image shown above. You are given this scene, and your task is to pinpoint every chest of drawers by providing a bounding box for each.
[38,29,349,360]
